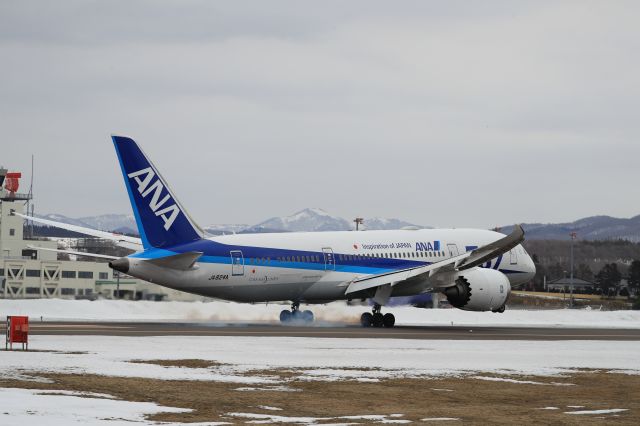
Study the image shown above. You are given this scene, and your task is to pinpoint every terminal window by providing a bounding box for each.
[61,271,76,279]
[78,271,93,279]
[99,272,108,280]
[60,288,75,295]
[9,228,15,236]
[26,269,40,277]
[25,287,40,294]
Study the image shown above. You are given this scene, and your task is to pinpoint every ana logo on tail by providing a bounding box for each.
[128,167,180,231]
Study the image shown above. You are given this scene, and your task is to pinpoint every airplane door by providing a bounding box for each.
[230,250,244,276]
[447,243,459,257]
[322,248,335,271]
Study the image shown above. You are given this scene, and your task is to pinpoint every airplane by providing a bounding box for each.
[18,135,536,327]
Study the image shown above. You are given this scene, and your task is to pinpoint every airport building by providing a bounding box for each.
[0,167,205,301]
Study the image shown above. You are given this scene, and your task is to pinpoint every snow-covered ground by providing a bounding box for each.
[1,300,638,424]
[0,388,194,426]
[2,335,639,382]
[0,335,639,424]
[1,299,639,328]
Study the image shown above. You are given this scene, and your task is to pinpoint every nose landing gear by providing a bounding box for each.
[280,302,314,324]
[360,304,395,328]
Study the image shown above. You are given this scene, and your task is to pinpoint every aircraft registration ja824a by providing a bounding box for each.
[20,136,536,328]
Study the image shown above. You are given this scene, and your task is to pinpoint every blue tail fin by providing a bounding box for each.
[112,135,203,249]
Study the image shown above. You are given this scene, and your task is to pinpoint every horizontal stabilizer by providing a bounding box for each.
[144,251,203,270]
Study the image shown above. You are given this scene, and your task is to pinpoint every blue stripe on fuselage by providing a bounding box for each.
[130,239,423,274]
[130,239,528,276]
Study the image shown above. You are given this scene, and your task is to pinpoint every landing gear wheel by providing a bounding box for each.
[302,310,314,323]
[360,312,373,327]
[493,305,506,313]
[280,310,292,323]
[382,313,395,328]
[372,312,384,328]
[291,309,303,321]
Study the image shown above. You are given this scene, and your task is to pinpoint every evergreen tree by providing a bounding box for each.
[595,263,622,296]
[627,260,640,296]
[577,263,594,282]
[548,262,565,280]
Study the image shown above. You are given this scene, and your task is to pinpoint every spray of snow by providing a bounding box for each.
[2,299,640,329]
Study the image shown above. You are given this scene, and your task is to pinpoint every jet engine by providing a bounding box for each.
[443,268,510,312]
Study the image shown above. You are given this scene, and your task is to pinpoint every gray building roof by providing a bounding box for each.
[547,277,595,286]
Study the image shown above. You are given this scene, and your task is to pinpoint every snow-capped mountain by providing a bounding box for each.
[250,208,352,232]
[362,217,427,231]
[37,213,137,234]
[32,210,640,241]
[78,214,137,234]
[203,224,250,236]
[500,215,640,242]
[37,208,424,236]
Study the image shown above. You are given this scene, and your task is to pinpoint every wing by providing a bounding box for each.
[345,224,525,295]
[15,212,143,250]
[26,244,119,260]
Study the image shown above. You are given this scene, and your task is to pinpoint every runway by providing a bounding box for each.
[6,321,640,340]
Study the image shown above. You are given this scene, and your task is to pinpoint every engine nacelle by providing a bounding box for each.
[443,268,510,312]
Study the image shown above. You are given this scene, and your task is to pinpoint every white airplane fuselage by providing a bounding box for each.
[125,228,535,303]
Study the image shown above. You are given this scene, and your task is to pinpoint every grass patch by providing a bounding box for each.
[129,359,226,369]
[0,369,638,424]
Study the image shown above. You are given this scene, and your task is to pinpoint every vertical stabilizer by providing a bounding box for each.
[112,135,203,249]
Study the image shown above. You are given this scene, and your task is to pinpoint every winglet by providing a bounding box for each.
[457,224,525,271]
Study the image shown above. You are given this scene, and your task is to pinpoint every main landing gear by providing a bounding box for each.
[280,302,314,324]
[360,304,395,328]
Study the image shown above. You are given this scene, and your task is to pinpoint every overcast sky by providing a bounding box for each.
[1,1,638,228]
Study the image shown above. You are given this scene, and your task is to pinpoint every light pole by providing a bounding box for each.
[354,217,364,231]
[569,231,577,308]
